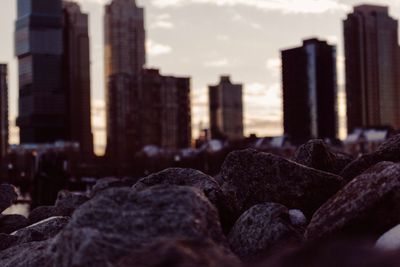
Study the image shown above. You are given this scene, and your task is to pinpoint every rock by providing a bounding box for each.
[228,203,302,262]
[51,185,227,266]
[29,206,57,224]
[13,217,69,242]
[306,162,400,241]
[375,224,400,251]
[293,140,337,173]
[0,234,18,251]
[116,238,241,267]
[133,168,234,232]
[0,185,17,214]
[341,134,400,181]
[288,210,307,227]
[55,190,88,214]
[0,215,29,234]
[220,149,344,217]
[333,152,354,174]
[90,177,125,197]
[0,241,54,267]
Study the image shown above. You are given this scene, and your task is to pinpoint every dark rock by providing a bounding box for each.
[51,185,227,266]
[28,206,65,224]
[13,216,69,242]
[90,177,125,197]
[333,152,354,174]
[0,215,29,234]
[133,168,234,232]
[116,238,241,267]
[306,162,400,241]
[293,140,337,173]
[0,234,18,251]
[0,241,54,267]
[55,190,88,214]
[341,134,400,181]
[228,203,303,262]
[220,149,344,217]
[0,185,17,214]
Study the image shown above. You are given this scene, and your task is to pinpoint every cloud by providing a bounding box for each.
[150,13,175,29]
[146,40,172,56]
[266,58,282,77]
[203,58,229,67]
[151,0,349,14]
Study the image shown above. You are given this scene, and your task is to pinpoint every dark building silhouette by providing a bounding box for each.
[282,38,338,144]
[0,65,8,163]
[63,1,94,159]
[344,5,400,133]
[142,69,192,149]
[104,0,145,163]
[16,0,66,143]
[209,76,244,140]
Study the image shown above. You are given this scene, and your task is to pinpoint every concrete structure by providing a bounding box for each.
[104,0,146,163]
[142,69,192,149]
[16,0,66,143]
[282,38,338,144]
[63,1,94,159]
[344,5,400,133]
[0,65,8,163]
[209,76,244,140]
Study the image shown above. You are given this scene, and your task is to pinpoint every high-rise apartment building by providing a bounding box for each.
[209,76,244,140]
[63,1,94,158]
[0,65,9,162]
[344,5,400,133]
[104,0,146,162]
[281,38,338,143]
[16,0,66,143]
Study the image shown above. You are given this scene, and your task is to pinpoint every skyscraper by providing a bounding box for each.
[209,76,244,140]
[281,38,338,143]
[0,65,9,162]
[344,5,400,133]
[16,0,66,143]
[104,0,145,163]
[141,69,192,149]
[63,1,94,158]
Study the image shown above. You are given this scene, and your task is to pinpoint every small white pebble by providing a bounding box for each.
[376,224,400,251]
[289,209,307,226]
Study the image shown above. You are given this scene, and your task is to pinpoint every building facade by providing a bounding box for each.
[0,65,9,163]
[16,0,66,143]
[344,5,400,133]
[282,38,338,144]
[104,0,146,163]
[63,1,94,158]
[209,76,244,140]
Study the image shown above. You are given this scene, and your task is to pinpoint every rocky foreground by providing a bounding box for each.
[3,138,400,266]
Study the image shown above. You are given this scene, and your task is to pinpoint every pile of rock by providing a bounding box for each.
[3,136,400,266]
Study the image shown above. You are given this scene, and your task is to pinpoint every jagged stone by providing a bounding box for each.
[0,234,18,251]
[0,185,17,214]
[220,149,344,217]
[0,241,53,267]
[293,140,337,173]
[51,185,227,267]
[0,215,29,234]
[228,203,302,262]
[28,206,68,224]
[55,190,88,214]
[306,162,400,241]
[13,216,69,242]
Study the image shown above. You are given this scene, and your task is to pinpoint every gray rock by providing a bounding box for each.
[133,168,234,232]
[13,216,69,242]
[306,162,400,241]
[0,185,17,214]
[341,134,400,181]
[220,149,344,217]
[0,234,18,251]
[55,190,88,214]
[51,185,227,267]
[28,206,68,224]
[90,177,125,197]
[228,203,302,262]
[0,215,29,234]
[116,238,241,267]
[0,241,53,267]
[293,140,337,173]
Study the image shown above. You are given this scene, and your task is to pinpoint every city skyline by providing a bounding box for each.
[2,0,400,154]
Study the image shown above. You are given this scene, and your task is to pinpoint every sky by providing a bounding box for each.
[1,0,400,155]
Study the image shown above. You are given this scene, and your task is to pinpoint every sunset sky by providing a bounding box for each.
[1,0,400,154]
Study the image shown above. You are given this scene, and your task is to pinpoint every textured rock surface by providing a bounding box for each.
[0,215,29,234]
[293,140,337,173]
[90,177,137,197]
[0,241,53,267]
[0,234,18,251]
[228,203,302,262]
[28,206,68,224]
[0,185,17,214]
[220,149,344,217]
[116,238,241,267]
[133,168,234,231]
[55,190,88,213]
[13,216,69,242]
[51,185,227,266]
[306,162,400,240]
[341,134,400,181]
